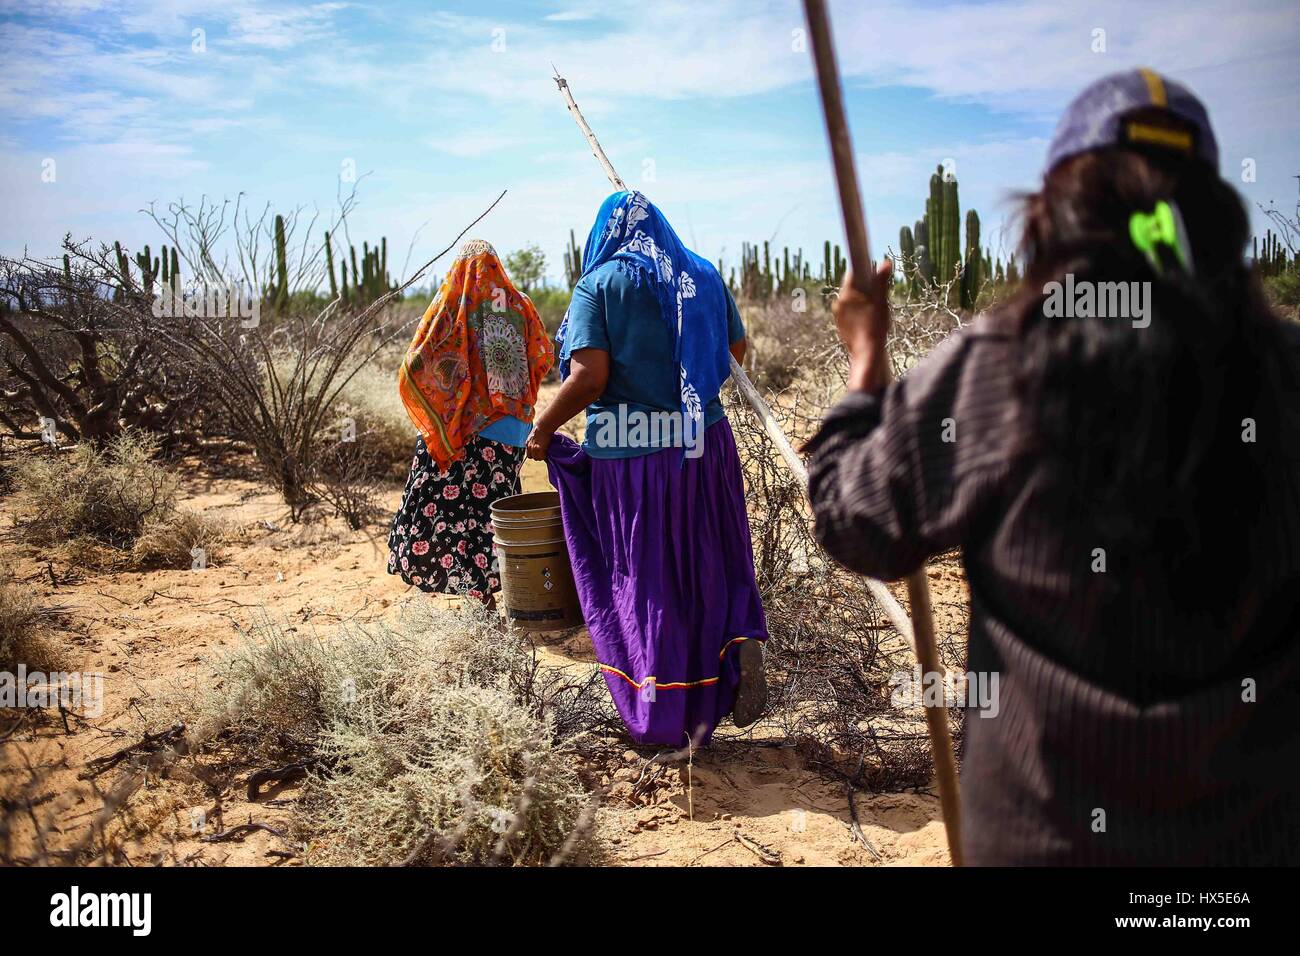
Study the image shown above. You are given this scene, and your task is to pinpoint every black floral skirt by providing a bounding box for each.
[387,433,526,599]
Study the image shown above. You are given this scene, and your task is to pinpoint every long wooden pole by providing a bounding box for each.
[801,0,963,866]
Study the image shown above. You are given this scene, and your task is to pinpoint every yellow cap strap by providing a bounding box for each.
[1138,68,1168,107]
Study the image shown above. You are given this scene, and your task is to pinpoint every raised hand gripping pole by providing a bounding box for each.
[801,0,963,866]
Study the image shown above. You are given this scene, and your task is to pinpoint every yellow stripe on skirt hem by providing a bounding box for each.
[598,636,763,691]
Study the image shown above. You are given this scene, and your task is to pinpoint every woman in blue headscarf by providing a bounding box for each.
[526,191,768,747]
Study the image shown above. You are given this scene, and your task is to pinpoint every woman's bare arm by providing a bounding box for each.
[525,348,610,460]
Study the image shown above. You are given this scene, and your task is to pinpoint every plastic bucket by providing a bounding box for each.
[490,491,583,631]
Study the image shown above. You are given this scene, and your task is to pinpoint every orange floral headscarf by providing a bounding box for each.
[398,240,554,471]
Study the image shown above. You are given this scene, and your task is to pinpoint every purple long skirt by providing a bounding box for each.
[546,418,768,746]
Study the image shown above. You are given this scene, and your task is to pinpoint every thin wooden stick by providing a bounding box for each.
[801,0,963,867]
[727,353,807,481]
[553,68,628,192]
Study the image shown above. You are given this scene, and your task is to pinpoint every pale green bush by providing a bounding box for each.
[332,359,416,477]
[132,509,225,569]
[13,432,222,569]
[0,570,61,674]
[267,350,414,478]
[143,601,608,866]
[14,431,179,549]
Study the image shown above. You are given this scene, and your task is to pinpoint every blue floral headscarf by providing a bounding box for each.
[556,191,730,444]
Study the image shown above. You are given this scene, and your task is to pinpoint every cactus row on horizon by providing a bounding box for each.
[962,208,982,312]
[103,222,407,311]
[111,240,181,300]
[1253,229,1296,278]
[324,230,398,308]
[726,238,847,302]
[270,215,289,315]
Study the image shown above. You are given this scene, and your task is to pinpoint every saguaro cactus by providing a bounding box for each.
[563,229,582,288]
[941,175,961,286]
[134,245,159,294]
[961,209,982,311]
[738,242,774,300]
[273,214,289,314]
[158,243,179,294]
[920,164,963,291]
[898,224,915,262]
[914,218,931,287]
[927,169,944,283]
[899,225,917,298]
[324,230,339,299]
[819,240,846,286]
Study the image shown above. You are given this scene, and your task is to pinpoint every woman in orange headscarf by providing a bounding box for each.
[388,239,554,603]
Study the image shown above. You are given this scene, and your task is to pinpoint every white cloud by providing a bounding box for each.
[544,9,597,22]
[228,2,348,49]
[1,0,1296,270]
[395,0,1299,122]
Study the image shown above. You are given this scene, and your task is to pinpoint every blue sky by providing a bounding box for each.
[2,0,1298,286]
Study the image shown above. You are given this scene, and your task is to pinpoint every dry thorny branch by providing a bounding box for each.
[722,312,967,791]
[2,188,506,527]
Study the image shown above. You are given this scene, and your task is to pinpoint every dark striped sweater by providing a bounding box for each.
[805,313,1300,865]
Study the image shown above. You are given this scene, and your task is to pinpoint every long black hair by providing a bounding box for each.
[1010,146,1283,608]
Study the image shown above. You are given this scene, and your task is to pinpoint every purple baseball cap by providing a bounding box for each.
[1045,68,1219,173]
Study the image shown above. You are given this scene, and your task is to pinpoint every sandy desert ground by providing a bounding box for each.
[0,411,969,867]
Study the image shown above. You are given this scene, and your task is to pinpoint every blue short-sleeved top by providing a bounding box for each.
[562,261,746,458]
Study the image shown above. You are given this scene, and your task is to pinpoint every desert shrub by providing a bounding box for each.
[1265,269,1300,311]
[12,431,221,568]
[331,359,416,476]
[14,431,179,548]
[738,275,969,393]
[739,297,840,392]
[308,360,407,529]
[131,509,224,570]
[887,293,966,377]
[139,601,610,865]
[529,286,572,339]
[300,681,591,865]
[311,443,385,530]
[0,570,61,675]
[0,245,206,448]
[723,367,965,791]
[724,266,979,787]
[254,351,410,528]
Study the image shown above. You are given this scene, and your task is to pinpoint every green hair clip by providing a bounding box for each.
[1129,199,1193,275]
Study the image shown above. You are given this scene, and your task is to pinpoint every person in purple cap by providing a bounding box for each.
[807,69,1300,865]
